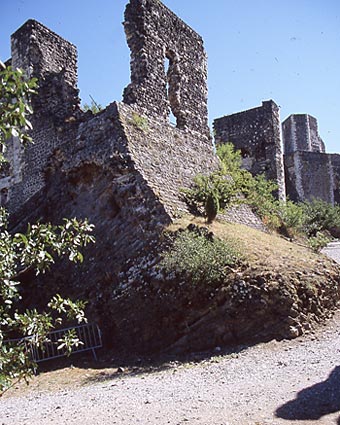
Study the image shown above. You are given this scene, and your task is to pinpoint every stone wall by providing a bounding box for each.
[283,114,339,204]
[123,0,209,137]
[285,152,333,203]
[1,20,80,216]
[213,100,286,200]
[282,114,325,156]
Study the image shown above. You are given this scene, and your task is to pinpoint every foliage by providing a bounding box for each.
[130,112,149,132]
[217,143,243,175]
[245,174,281,229]
[216,143,254,196]
[160,229,241,286]
[0,210,95,394]
[301,199,340,237]
[308,231,332,253]
[82,97,103,114]
[184,143,339,249]
[0,63,95,395]
[278,200,306,232]
[181,171,239,221]
[0,60,37,162]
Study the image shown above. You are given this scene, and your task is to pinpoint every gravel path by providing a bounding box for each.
[1,311,340,425]
[322,241,340,264]
[2,247,340,425]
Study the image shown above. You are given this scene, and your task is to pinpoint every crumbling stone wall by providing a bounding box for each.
[282,114,325,156]
[283,114,339,204]
[285,152,334,203]
[213,100,286,200]
[2,20,80,216]
[123,0,209,137]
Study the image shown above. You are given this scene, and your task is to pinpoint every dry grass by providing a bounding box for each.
[4,215,336,399]
[168,215,324,274]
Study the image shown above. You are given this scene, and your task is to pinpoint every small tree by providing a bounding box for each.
[0,61,95,395]
[181,171,238,222]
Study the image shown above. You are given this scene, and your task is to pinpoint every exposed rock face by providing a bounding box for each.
[213,101,286,201]
[94,224,340,355]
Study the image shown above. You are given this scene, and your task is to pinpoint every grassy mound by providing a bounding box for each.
[109,216,340,355]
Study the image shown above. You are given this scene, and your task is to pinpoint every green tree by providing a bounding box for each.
[0,61,95,395]
[82,96,103,114]
[181,171,239,222]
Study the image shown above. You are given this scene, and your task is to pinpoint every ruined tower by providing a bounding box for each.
[213,100,286,201]
[1,20,80,218]
[283,114,340,204]
[123,0,209,137]
[282,114,326,155]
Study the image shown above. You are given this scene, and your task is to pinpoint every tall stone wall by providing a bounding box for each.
[282,114,339,204]
[0,1,294,353]
[1,20,80,216]
[285,151,335,203]
[282,114,326,155]
[331,154,340,205]
[123,0,209,137]
[213,100,286,200]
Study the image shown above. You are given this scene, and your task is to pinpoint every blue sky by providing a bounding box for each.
[1,0,339,152]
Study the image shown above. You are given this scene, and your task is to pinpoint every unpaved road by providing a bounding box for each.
[1,311,340,425]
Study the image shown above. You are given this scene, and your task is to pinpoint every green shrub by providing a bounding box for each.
[301,199,340,236]
[160,229,241,286]
[308,231,332,253]
[181,171,239,220]
[216,143,254,196]
[82,99,103,114]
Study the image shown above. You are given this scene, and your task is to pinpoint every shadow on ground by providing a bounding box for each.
[36,342,250,386]
[276,366,340,424]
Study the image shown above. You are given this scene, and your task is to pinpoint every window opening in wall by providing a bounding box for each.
[164,56,177,126]
[164,49,185,129]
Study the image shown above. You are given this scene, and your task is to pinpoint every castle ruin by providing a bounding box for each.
[214,105,339,205]
[283,114,340,204]
[1,0,339,354]
[213,100,286,201]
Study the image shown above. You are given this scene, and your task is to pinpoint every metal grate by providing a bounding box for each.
[5,323,102,363]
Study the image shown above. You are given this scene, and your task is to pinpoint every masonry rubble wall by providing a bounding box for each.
[282,114,339,204]
[1,19,80,214]
[282,114,326,156]
[0,0,265,322]
[213,100,286,201]
[123,0,209,137]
